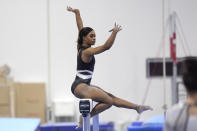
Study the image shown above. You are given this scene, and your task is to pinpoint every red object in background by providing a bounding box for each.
[170,32,177,63]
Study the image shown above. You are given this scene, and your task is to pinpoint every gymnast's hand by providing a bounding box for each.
[67,6,79,14]
[109,23,122,33]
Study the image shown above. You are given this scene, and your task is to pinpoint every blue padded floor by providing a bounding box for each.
[40,122,114,131]
[0,117,40,131]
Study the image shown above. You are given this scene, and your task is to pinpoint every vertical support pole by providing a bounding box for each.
[162,0,167,115]
[83,114,90,131]
[79,99,100,131]
[170,12,178,105]
[46,0,53,122]
[79,99,92,131]
[93,115,99,131]
[172,61,178,104]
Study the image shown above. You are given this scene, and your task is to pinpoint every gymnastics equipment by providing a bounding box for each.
[79,99,99,131]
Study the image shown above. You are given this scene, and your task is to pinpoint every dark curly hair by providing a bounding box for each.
[77,27,93,50]
[182,56,197,94]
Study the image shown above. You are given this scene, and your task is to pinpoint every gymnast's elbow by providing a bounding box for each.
[103,45,112,50]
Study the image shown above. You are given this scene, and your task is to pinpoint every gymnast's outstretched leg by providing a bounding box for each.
[74,83,152,129]
[91,85,152,114]
[74,84,152,114]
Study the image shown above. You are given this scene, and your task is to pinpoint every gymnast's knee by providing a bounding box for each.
[105,97,113,106]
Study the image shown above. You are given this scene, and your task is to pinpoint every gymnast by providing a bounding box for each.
[67,6,153,129]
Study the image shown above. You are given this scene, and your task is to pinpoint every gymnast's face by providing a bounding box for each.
[84,30,96,45]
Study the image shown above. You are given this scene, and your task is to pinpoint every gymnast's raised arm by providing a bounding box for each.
[84,23,122,56]
[67,6,83,31]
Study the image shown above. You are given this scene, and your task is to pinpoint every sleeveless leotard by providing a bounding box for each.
[71,46,95,94]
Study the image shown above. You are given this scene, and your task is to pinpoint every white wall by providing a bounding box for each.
[1,0,197,126]
[0,0,48,81]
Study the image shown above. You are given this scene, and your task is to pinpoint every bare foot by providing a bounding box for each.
[75,115,83,130]
[136,105,153,114]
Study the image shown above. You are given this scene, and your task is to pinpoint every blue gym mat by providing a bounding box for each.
[0,117,40,131]
[127,114,165,131]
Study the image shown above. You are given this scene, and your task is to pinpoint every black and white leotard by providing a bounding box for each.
[71,46,95,94]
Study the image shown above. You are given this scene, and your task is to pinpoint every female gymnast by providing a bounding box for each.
[67,6,152,128]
